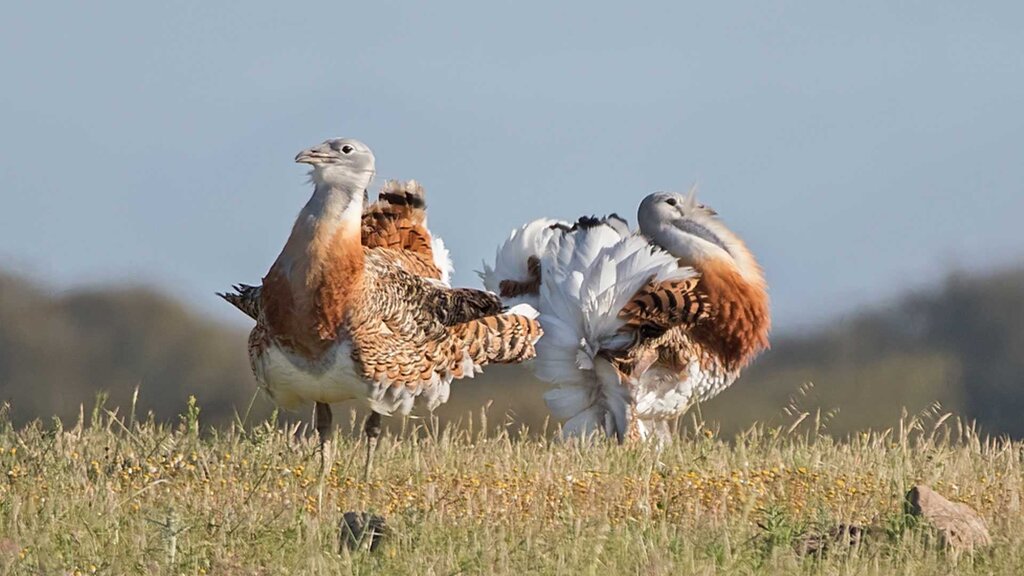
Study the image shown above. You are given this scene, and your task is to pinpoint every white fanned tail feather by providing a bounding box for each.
[535,221,699,440]
[478,218,567,308]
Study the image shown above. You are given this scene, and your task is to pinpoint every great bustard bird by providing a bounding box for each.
[221,138,542,478]
[481,191,769,442]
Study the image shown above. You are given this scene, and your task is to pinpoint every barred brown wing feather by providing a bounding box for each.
[450,313,542,366]
[353,312,541,388]
[431,288,504,326]
[361,180,441,279]
[619,277,711,332]
[376,245,443,279]
[362,212,433,254]
[350,254,540,390]
[374,179,427,219]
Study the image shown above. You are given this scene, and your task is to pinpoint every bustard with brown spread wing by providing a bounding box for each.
[481,191,769,442]
[221,138,542,478]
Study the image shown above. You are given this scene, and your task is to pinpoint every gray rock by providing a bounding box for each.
[340,511,387,552]
[905,485,992,551]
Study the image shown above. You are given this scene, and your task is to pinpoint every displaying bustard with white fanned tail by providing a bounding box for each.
[481,191,769,442]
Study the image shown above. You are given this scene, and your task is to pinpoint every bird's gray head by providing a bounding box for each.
[638,191,761,280]
[638,191,721,245]
[295,138,376,191]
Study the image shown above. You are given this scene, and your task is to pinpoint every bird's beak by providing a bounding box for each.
[294,144,336,165]
[294,150,316,165]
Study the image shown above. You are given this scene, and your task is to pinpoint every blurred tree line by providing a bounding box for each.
[1,266,1021,438]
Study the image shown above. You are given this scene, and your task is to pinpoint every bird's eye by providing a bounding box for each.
[666,198,678,207]
[341,145,354,154]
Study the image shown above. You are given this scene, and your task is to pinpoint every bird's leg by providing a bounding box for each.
[314,402,333,473]
[363,411,382,482]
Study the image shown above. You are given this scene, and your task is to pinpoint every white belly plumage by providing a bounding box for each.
[254,340,368,410]
[634,362,736,421]
[627,362,735,441]
[252,338,455,416]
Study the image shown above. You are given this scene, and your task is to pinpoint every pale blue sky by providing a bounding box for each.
[1,2,1022,331]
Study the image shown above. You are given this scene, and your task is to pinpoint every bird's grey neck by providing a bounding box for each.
[673,219,733,258]
[300,183,364,227]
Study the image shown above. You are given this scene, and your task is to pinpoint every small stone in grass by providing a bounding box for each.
[340,511,387,552]
[795,524,872,556]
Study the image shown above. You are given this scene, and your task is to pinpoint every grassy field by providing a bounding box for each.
[1,398,1021,575]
